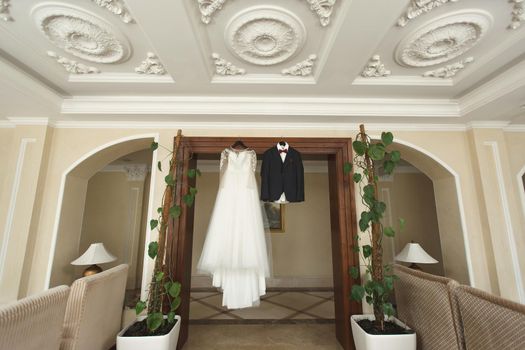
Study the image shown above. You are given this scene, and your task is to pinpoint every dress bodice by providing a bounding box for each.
[219,148,257,189]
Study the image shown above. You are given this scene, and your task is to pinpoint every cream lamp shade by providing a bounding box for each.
[71,243,116,266]
[395,243,438,264]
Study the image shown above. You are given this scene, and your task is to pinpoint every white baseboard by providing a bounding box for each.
[191,275,333,289]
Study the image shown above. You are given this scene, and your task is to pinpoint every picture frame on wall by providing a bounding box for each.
[263,202,285,233]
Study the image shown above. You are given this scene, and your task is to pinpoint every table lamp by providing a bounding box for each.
[71,243,117,277]
[394,242,438,270]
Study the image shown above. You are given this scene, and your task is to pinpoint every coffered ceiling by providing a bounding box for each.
[0,0,524,126]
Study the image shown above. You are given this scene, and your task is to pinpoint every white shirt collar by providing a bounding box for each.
[276,142,289,151]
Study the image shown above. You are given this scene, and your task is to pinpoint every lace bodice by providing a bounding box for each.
[220,148,257,172]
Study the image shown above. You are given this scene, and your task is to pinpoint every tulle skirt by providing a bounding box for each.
[197,179,270,309]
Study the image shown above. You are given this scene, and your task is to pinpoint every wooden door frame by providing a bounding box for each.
[169,136,361,350]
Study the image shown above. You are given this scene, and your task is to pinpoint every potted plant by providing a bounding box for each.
[345,125,416,350]
[117,130,200,350]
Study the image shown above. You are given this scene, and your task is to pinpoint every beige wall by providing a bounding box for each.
[192,168,333,283]
[0,125,524,304]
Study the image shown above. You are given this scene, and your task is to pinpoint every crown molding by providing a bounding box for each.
[352,75,453,86]
[0,121,15,128]
[6,117,51,126]
[61,96,459,117]
[466,121,511,129]
[68,73,175,83]
[211,74,316,85]
[504,124,525,132]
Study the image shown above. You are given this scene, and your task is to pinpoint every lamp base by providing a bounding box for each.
[83,264,103,277]
[408,263,422,270]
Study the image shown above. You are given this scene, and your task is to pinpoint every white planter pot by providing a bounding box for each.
[116,315,181,350]
[351,314,416,350]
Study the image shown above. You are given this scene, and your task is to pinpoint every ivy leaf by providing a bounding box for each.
[147,312,164,332]
[150,142,159,151]
[384,226,395,237]
[362,245,372,258]
[363,184,375,197]
[359,211,371,232]
[391,150,401,163]
[155,271,164,282]
[169,205,182,218]
[164,174,175,186]
[187,169,197,178]
[343,162,353,175]
[366,295,373,305]
[383,302,395,318]
[171,296,181,311]
[399,218,406,230]
[374,201,386,216]
[368,144,386,161]
[183,194,194,207]
[349,266,360,279]
[189,187,198,196]
[383,160,395,175]
[150,219,158,231]
[168,281,181,298]
[135,300,146,315]
[157,161,162,172]
[148,241,159,259]
[353,141,366,156]
[157,207,163,214]
[384,275,395,291]
[352,245,360,253]
[353,173,362,183]
[381,132,394,146]
[167,311,176,323]
[351,285,365,302]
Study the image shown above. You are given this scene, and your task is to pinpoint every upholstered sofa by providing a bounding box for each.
[60,264,128,350]
[0,285,70,350]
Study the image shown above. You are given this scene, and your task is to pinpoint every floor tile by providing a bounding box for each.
[305,291,334,299]
[265,292,323,311]
[230,300,295,319]
[304,301,335,319]
[190,301,221,319]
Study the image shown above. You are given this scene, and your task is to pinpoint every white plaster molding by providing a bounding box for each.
[211,53,245,75]
[361,55,391,78]
[484,141,525,303]
[6,117,51,126]
[0,0,12,21]
[198,0,227,24]
[505,124,525,132]
[47,51,100,74]
[517,166,525,251]
[353,75,452,86]
[423,56,474,79]
[124,164,148,181]
[466,121,511,129]
[282,54,317,76]
[0,138,36,283]
[397,0,459,27]
[226,6,306,66]
[90,0,133,24]
[395,10,492,67]
[135,52,166,75]
[305,0,336,27]
[508,0,525,30]
[45,133,159,292]
[69,72,174,83]
[32,3,131,64]
[61,96,459,117]
[211,74,315,85]
[0,120,15,128]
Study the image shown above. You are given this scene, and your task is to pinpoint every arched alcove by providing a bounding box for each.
[46,135,157,289]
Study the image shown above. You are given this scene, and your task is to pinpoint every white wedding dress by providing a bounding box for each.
[197,147,270,309]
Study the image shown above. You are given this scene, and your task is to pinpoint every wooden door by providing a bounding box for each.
[169,137,361,350]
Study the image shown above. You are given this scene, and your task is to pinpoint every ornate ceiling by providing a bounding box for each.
[0,0,524,125]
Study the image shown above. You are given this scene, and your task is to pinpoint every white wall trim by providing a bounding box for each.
[352,75,453,87]
[0,138,36,282]
[44,133,159,289]
[518,165,525,247]
[6,117,51,126]
[370,134,476,287]
[0,121,15,128]
[68,73,175,84]
[505,125,525,132]
[484,141,525,303]
[61,96,460,118]
[124,187,141,266]
[211,74,316,85]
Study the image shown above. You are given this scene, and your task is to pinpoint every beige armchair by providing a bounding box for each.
[394,264,464,350]
[455,285,525,350]
[0,285,70,350]
[61,264,128,350]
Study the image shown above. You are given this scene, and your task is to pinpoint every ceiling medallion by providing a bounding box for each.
[225,6,306,66]
[282,54,317,76]
[32,3,131,64]
[198,0,228,24]
[90,0,134,24]
[361,55,391,78]
[0,0,12,21]
[212,53,246,75]
[423,56,473,78]
[395,10,492,67]
[135,52,166,75]
[47,50,100,74]
[508,0,524,30]
[305,0,336,27]
[397,0,459,27]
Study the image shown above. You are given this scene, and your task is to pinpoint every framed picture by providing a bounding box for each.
[263,202,285,233]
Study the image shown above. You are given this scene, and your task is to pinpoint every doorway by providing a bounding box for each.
[169,137,360,350]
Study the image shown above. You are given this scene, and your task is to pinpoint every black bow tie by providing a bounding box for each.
[279,149,288,154]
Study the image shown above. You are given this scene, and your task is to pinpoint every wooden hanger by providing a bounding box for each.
[230,138,248,150]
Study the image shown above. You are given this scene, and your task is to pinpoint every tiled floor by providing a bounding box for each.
[190,288,335,324]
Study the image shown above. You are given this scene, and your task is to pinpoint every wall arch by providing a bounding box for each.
[518,164,525,224]
[45,133,159,289]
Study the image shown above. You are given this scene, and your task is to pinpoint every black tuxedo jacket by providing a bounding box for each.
[260,146,304,202]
